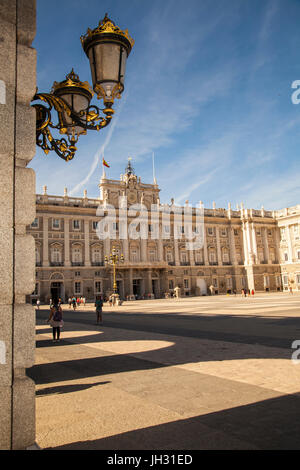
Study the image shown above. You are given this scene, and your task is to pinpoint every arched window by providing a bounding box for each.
[92,245,102,264]
[208,248,217,264]
[195,251,203,264]
[130,247,139,262]
[222,248,230,263]
[72,245,82,263]
[149,249,157,262]
[50,245,62,263]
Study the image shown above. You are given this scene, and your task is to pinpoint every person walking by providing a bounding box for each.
[95,295,103,325]
[72,296,77,310]
[47,300,63,343]
[68,297,72,308]
[36,299,40,310]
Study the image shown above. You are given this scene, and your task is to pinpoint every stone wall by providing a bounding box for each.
[0,0,36,450]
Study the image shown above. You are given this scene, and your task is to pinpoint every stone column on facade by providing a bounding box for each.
[147,268,152,294]
[174,237,180,266]
[246,221,253,264]
[286,225,294,262]
[122,238,129,261]
[129,268,133,295]
[43,216,49,266]
[242,221,249,265]
[229,226,237,265]
[203,222,209,265]
[0,0,37,450]
[141,238,147,263]
[64,218,70,266]
[274,227,281,264]
[262,226,270,264]
[216,226,223,265]
[251,223,258,264]
[84,219,91,266]
[104,237,110,259]
[157,276,161,297]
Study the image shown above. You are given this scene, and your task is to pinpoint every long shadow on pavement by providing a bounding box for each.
[47,393,300,450]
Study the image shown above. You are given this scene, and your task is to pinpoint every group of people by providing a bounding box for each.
[68,296,86,310]
[241,288,255,297]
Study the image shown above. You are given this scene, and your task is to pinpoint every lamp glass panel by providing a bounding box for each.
[60,93,90,135]
[88,43,128,86]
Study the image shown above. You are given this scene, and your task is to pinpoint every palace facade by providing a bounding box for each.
[27,160,300,303]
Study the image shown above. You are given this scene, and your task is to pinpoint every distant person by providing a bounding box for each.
[83,296,86,306]
[72,297,76,310]
[36,299,40,310]
[251,289,255,296]
[290,286,293,295]
[47,300,63,343]
[95,295,103,325]
[68,297,72,308]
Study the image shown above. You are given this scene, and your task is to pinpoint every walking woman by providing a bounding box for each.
[95,295,103,325]
[47,300,64,342]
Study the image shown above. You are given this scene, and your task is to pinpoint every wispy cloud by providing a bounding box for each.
[69,95,128,196]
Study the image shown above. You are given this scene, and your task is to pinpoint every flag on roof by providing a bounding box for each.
[102,157,110,168]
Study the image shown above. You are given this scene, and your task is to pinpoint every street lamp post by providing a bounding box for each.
[31,14,134,161]
[105,246,124,303]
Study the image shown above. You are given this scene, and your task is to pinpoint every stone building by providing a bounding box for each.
[27,159,300,302]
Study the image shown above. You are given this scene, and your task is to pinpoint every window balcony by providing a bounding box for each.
[91,261,104,266]
[180,261,190,266]
[50,261,64,267]
[168,261,175,266]
[195,261,204,265]
[71,261,84,266]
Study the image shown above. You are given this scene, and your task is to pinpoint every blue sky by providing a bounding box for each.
[30,0,300,210]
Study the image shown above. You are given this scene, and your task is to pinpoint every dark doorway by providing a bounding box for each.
[133,279,140,297]
[51,282,62,302]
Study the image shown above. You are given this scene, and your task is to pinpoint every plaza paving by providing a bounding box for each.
[28,292,300,449]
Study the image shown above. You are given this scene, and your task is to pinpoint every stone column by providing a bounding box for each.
[122,238,129,261]
[242,221,249,265]
[216,226,223,265]
[262,226,270,264]
[229,226,237,265]
[84,219,91,266]
[286,225,294,262]
[42,216,49,266]
[141,238,147,262]
[129,268,133,295]
[174,238,180,266]
[274,227,280,263]
[147,269,152,294]
[0,0,37,450]
[251,223,258,264]
[203,223,209,265]
[64,218,70,266]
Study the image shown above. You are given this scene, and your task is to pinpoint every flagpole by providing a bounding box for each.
[102,151,106,179]
[152,152,157,184]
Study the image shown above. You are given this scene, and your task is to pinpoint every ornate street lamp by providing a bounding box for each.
[105,246,124,300]
[32,14,134,162]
